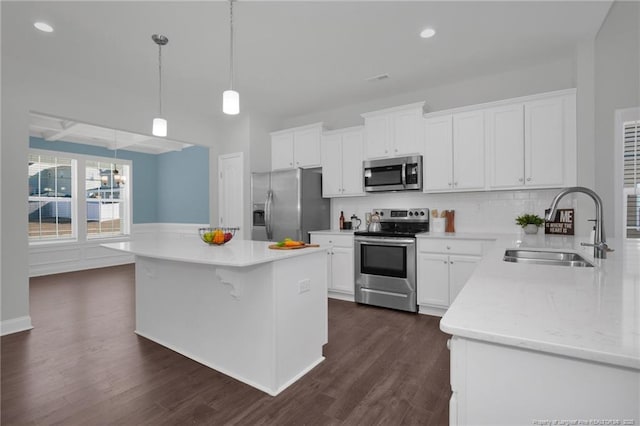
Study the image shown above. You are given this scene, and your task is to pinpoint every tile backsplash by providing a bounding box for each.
[331,189,585,235]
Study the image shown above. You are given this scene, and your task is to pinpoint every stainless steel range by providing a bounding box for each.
[354,208,429,313]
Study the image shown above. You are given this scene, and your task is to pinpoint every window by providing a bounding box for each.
[28,149,131,243]
[624,120,639,239]
[85,160,129,238]
[28,153,76,240]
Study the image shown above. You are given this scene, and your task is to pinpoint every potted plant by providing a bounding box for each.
[515,213,544,235]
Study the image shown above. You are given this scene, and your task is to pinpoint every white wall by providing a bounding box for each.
[0,58,219,331]
[594,1,640,237]
[208,114,280,239]
[283,58,575,130]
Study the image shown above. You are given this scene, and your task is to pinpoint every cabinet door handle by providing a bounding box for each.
[289,162,293,166]
[527,177,532,182]
[518,178,524,182]
[454,182,458,186]
[448,182,452,186]
[446,246,451,250]
[394,148,398,152]
[450,261,454,264]
[443,260,448,264]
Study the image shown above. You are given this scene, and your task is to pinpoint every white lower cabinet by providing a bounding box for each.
[449,336,640,425]
[417,238,486,315]
[310,234,354,297]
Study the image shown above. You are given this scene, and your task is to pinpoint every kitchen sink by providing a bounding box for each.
[503,249,594,267]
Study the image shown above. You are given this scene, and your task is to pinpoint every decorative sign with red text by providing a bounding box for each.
[544,208,575,235]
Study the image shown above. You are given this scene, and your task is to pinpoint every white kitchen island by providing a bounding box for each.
[102,236,328,396]
[441,235,640,425]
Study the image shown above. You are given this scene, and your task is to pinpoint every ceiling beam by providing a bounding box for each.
[44,120,79,141]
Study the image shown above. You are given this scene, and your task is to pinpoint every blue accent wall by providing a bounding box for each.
[29,137,209,224]
[156,146,209,223]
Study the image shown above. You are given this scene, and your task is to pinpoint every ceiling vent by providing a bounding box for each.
[365,73,390,82]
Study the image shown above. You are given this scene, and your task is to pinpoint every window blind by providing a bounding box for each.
[624,120,639,189]
[624,120,639,238]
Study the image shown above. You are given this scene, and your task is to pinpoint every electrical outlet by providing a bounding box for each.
[298,279,311,294]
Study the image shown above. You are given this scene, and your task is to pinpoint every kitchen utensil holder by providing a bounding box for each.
[445,210,455,233]
[431,218,446,233]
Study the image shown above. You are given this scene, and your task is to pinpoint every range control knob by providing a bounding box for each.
[379,211,384,216]
[414,211,419,216]
[409,211,414,216]
[420,211,425,216]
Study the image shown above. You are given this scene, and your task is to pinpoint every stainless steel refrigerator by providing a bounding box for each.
[251,169,330,243]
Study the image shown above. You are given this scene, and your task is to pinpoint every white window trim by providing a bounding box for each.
[28,148,133,245]
[614,107,640,241]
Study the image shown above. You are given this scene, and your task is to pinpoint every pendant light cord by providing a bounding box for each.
[229,0,234,90]
[158,43,163,116]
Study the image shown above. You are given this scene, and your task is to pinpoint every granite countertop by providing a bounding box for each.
[102,235,326,268]
[440,234,640,369]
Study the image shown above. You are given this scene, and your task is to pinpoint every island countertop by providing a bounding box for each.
[440,235,640,370]
[102,235,326,268]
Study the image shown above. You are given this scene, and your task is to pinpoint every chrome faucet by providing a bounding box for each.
[545,187,613,259]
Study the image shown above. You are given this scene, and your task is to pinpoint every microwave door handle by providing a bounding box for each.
[401,163,407,187]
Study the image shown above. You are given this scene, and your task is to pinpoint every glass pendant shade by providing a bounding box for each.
[223,90,240,115]
[152,117,168,137]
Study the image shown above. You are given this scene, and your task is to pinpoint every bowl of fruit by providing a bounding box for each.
[199,227,238,245]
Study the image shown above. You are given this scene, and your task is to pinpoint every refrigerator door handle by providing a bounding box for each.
[265,190,273,240]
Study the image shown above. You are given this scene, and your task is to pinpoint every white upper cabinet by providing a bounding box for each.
[270,122,324,171]
[423,111,485,192]
[422,88,576,193]
[321,126,364,197]
[486,104,525,188]
[271,132,295,170]
[452,111,485,190]
[424,115,453,191]
[361,102,425,160]
[487,90,577,190]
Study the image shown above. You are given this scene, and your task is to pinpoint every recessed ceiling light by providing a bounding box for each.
[420,28,436,39]
[34,22,54,33]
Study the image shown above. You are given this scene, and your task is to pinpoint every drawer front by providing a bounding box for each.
[418,239,483,255]
[311,234,353,248]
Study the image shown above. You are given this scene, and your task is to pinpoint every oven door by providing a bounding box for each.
[354,236,417,312]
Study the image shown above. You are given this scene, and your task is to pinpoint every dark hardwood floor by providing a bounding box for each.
[1,265,451,425]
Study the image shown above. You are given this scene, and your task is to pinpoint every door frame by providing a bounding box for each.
[218,152,244,240]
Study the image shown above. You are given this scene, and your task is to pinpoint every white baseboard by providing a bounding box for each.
[1,316,33,336]
[419,305,446,317]
[328,291,355,302]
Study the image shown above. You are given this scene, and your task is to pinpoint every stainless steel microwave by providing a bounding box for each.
[363,155,423,192]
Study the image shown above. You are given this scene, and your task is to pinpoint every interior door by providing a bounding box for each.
[218,152,244,239]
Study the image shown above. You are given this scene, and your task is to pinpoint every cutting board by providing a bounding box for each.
[268,243,321,250]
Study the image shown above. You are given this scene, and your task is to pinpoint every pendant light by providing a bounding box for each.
[223,0,239,115]
[102,130,124,187]
[152,34,169,136]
